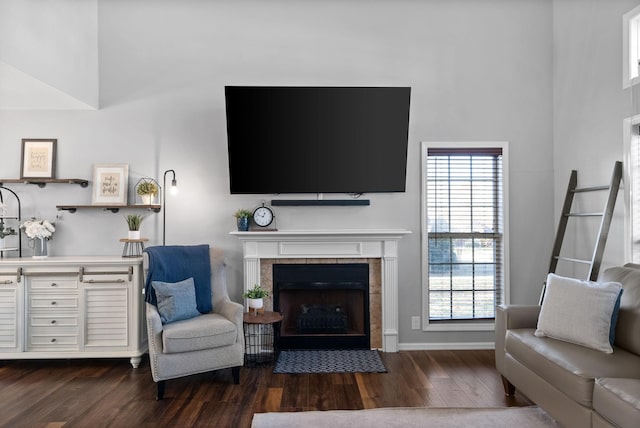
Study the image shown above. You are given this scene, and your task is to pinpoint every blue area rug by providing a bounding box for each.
[273,349,387,374]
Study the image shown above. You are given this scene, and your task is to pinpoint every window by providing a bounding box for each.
[623,116,640,263]
[422,142,508,328]
[623,5,640,88]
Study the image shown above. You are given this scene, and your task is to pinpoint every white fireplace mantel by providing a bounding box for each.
[230,229,411,352]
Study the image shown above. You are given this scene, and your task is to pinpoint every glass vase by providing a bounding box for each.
[33,237,48,258]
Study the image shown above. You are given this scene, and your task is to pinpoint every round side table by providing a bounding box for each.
[243,311,283,366]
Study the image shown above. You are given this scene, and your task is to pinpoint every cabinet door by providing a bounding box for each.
[0,275,22,352]
[83,283,130,349]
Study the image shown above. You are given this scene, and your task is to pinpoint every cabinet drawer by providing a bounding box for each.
[30,296,78,310]
[30,314,78,327]
[29,278,78,292]
[29,333,78,347]
[30,325,78,336]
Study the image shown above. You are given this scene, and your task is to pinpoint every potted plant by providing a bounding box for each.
[233,208,252,232]
[125,214,144,239]
[136,178,159,205]
[0,222,16,250]
[242,284,270,311]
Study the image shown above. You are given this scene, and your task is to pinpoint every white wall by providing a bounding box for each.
[553,0,639,279]
[0,0,99,108]
[0,0,556,347]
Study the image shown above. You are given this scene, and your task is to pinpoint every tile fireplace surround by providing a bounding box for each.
[230,229,411,352]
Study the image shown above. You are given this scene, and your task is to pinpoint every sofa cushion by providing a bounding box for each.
[593,378,640,428]
[602,264,640,355]
[506,328,640,407]
[162,312,237,354]
[535,274,622,354]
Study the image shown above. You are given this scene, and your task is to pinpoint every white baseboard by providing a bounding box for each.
[397,341,495,351]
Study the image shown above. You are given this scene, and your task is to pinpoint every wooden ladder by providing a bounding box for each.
[540,161,623,303]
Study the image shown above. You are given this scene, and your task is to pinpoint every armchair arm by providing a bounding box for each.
[495,304,541,375]
[215,299,245,345]
[146,303,165,381]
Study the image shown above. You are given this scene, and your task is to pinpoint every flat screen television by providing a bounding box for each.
[225,86,411,194]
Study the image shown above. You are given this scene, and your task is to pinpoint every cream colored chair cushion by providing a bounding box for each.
[162,312,238,354]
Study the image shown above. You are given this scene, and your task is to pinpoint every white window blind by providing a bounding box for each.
[426,148,504,321]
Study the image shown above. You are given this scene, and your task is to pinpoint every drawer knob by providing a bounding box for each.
[51,320,56,324]
[51,283,57,287]
[51,338,56,343]
[51,301,56,305]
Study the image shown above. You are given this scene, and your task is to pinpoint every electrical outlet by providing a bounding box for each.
[411,316,420,330]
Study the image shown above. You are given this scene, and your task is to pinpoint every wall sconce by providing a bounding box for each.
[163,169,178,246]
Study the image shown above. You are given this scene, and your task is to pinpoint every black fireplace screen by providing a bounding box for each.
[273,263,370,349]
[297,303,348,334]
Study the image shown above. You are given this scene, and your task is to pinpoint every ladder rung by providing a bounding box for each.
[554,256,592,265]
[573,185,609,193]
[566,212,604,217]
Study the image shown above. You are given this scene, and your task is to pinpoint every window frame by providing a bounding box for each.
[623,4,640,88]
[623,115,640,263]
[420,141,510,332]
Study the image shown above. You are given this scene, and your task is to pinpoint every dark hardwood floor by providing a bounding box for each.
[0,350,531,428]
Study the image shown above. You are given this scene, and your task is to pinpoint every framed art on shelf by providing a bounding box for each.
[92,164,129,205]
[21,139,57,179]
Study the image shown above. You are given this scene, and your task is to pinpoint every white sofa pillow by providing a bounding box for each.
[535,273,622,354]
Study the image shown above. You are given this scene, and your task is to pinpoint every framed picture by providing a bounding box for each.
[20,139,57,179]
[92,164,129,205]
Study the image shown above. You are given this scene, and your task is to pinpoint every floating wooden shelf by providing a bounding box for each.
[56,204,161,213]
[0,178,89,188]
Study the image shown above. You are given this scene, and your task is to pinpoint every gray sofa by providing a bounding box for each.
[496,264,640,428]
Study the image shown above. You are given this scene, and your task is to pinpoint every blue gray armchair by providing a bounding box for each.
[143,246,244,400]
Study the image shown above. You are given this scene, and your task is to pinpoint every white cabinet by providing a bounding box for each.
[0,257,147,368]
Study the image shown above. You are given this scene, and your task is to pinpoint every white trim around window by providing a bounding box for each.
[623,4,640,88]
[623,115,640,263]
[420,141,510,332]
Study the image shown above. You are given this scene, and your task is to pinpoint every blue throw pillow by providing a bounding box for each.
[152,277,200,324]
[609,289,623,346]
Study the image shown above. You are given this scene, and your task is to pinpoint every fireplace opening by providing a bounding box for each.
[273,263,370,349]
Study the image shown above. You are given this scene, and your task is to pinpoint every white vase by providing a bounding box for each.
[128,230,141,240]
[141,194,154,205]
[0,238,5,250]
[248,298,264,310]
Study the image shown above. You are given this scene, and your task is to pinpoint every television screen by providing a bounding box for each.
[225,86,411,194]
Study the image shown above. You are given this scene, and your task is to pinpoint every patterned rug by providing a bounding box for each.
[273,349,387,374]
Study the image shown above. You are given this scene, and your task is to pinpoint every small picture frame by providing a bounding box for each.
[20,139,57,179]
[92,164,129,206]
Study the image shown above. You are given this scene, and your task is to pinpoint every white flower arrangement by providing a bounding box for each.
[21,218,55,240]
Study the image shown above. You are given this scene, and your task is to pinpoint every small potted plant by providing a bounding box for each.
[0,222,16,250]
[233,208,252,231]
[243,284,270,311]
[136,178,159,205]
[125,214,144,239]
